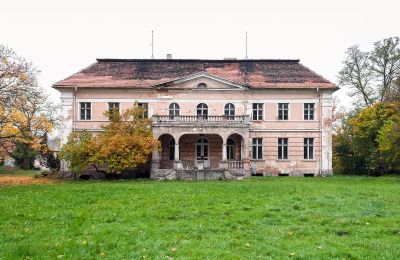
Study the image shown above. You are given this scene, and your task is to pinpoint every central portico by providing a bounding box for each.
[151,115,250,180]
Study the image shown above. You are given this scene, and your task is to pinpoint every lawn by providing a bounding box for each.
[0,175,399,259]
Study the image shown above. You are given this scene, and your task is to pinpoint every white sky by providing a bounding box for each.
[1,0,399,107]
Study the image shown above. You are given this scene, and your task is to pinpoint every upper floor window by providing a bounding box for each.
[252,138,263,160]
[108,102,120,113]
[304,138,314,159]
[169,103,180,118]
[278,138,288,159]
[252,103,263,120]
[224,103,235,120]
[197,83,207,89]
[278,103,289,120]
[304,103,315,120]
[197,103,208,119]
[138,103,148,118]
[80,102,91,120]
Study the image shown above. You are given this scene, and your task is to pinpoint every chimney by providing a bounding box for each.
[166,54,172,59]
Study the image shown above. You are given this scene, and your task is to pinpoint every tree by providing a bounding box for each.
[0,45,59,168]
[59,105,160,176]
[334,102,400,175]
[338,37,400,108]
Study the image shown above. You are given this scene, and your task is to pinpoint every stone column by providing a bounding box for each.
[174,143,182,169]
[320,90,333,176]
[219,141,228,169]
[242,137,250,173]
[150,150,160,179]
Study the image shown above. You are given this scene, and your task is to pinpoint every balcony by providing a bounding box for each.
[152,115,250,127]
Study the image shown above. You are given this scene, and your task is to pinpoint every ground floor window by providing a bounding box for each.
[227,138,235,160]
[278,138,288,159]
[252,138,263,160]
[304,138,314,159]
[169,139,175,160]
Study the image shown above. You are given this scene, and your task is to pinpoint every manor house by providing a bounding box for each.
[53,58,337,179]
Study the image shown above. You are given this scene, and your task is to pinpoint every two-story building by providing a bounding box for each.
[53,58,337,179]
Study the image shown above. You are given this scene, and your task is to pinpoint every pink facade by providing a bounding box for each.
[54,59,337,179]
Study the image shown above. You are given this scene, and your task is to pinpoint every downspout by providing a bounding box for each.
[318,87,322,176]
[73,86,77,132]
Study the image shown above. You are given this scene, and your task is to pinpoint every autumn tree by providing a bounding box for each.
[338,37,400,108]
[59,105,160,176]
[0,44,59,168]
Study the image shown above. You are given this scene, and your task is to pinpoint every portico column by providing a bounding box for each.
[150,150,160,178]
[174,141,182,169]
[242,137,250,174]
[219,140,228,169]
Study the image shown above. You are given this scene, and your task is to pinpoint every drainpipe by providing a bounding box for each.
[318,87,322,176]
[73,86,77,131]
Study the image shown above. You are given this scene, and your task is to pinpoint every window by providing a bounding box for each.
[197,103,208,119]
[138,103,148,118]
[304,103,315,120]
[79,102,91,120]
[252,103,263,120]
[169,103,180,119]
[224,103,235,120]
[227,138,235,160]
[169,139,175,160]
[304,138,314,159]
[197,83,207,89]
[108,102,120,115]
[278,138,288,159]
[252,138,263,160]
[278,103,289,120]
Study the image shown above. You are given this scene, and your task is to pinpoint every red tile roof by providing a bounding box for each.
[53,59,337,90]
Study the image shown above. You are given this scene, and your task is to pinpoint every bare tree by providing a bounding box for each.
[338,45,375,107]
[338,37,400,107]
[369,37,400,102]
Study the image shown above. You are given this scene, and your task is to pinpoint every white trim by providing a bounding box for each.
[250,129,320,132]
[75,98,320,103]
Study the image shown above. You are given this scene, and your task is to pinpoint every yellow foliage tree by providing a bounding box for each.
[60,105,160,176]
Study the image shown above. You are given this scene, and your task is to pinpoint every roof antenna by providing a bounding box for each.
[151,30,154,59]
[245,31,248,59]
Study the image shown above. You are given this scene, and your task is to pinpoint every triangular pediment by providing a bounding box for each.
[154,72,247,90]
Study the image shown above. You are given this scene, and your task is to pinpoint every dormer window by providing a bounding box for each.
[197,83,207,89]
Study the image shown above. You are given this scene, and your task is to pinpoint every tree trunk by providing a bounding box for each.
[22,145,30,170]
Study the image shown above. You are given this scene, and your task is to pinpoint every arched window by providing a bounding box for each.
[169,139,175,160]
[227,138,235,160]
[197,83,207,89]
[224,103,235,120]
[197,103,208,120]
[169,103,180,119]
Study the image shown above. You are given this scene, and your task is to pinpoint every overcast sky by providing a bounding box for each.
[1,0,399,106]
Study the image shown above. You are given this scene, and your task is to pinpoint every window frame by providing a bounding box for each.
[278,103,289,120]
[137,103,149,118]
[304,138,314,159]
[79,102,91,120]
[304,103,315,120]
[252,103,264,121]
[251,138,263,160]
[278,138,288,160]
[197,103,208,119]
[224,103,235,120]
[169,103,180,119]
[227,138,235,160]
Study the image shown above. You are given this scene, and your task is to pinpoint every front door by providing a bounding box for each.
[196,136,210,168]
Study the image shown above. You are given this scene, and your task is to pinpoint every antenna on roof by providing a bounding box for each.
[151,30,154,59]
[245,31,248,59]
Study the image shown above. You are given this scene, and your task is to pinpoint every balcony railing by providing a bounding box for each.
[152,115,250,126]
[227,160,244,169]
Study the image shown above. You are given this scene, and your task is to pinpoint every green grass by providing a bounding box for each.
[1,176,400,259]
[0,166,40,176]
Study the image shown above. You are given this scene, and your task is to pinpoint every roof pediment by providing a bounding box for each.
[154,72,247,90]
